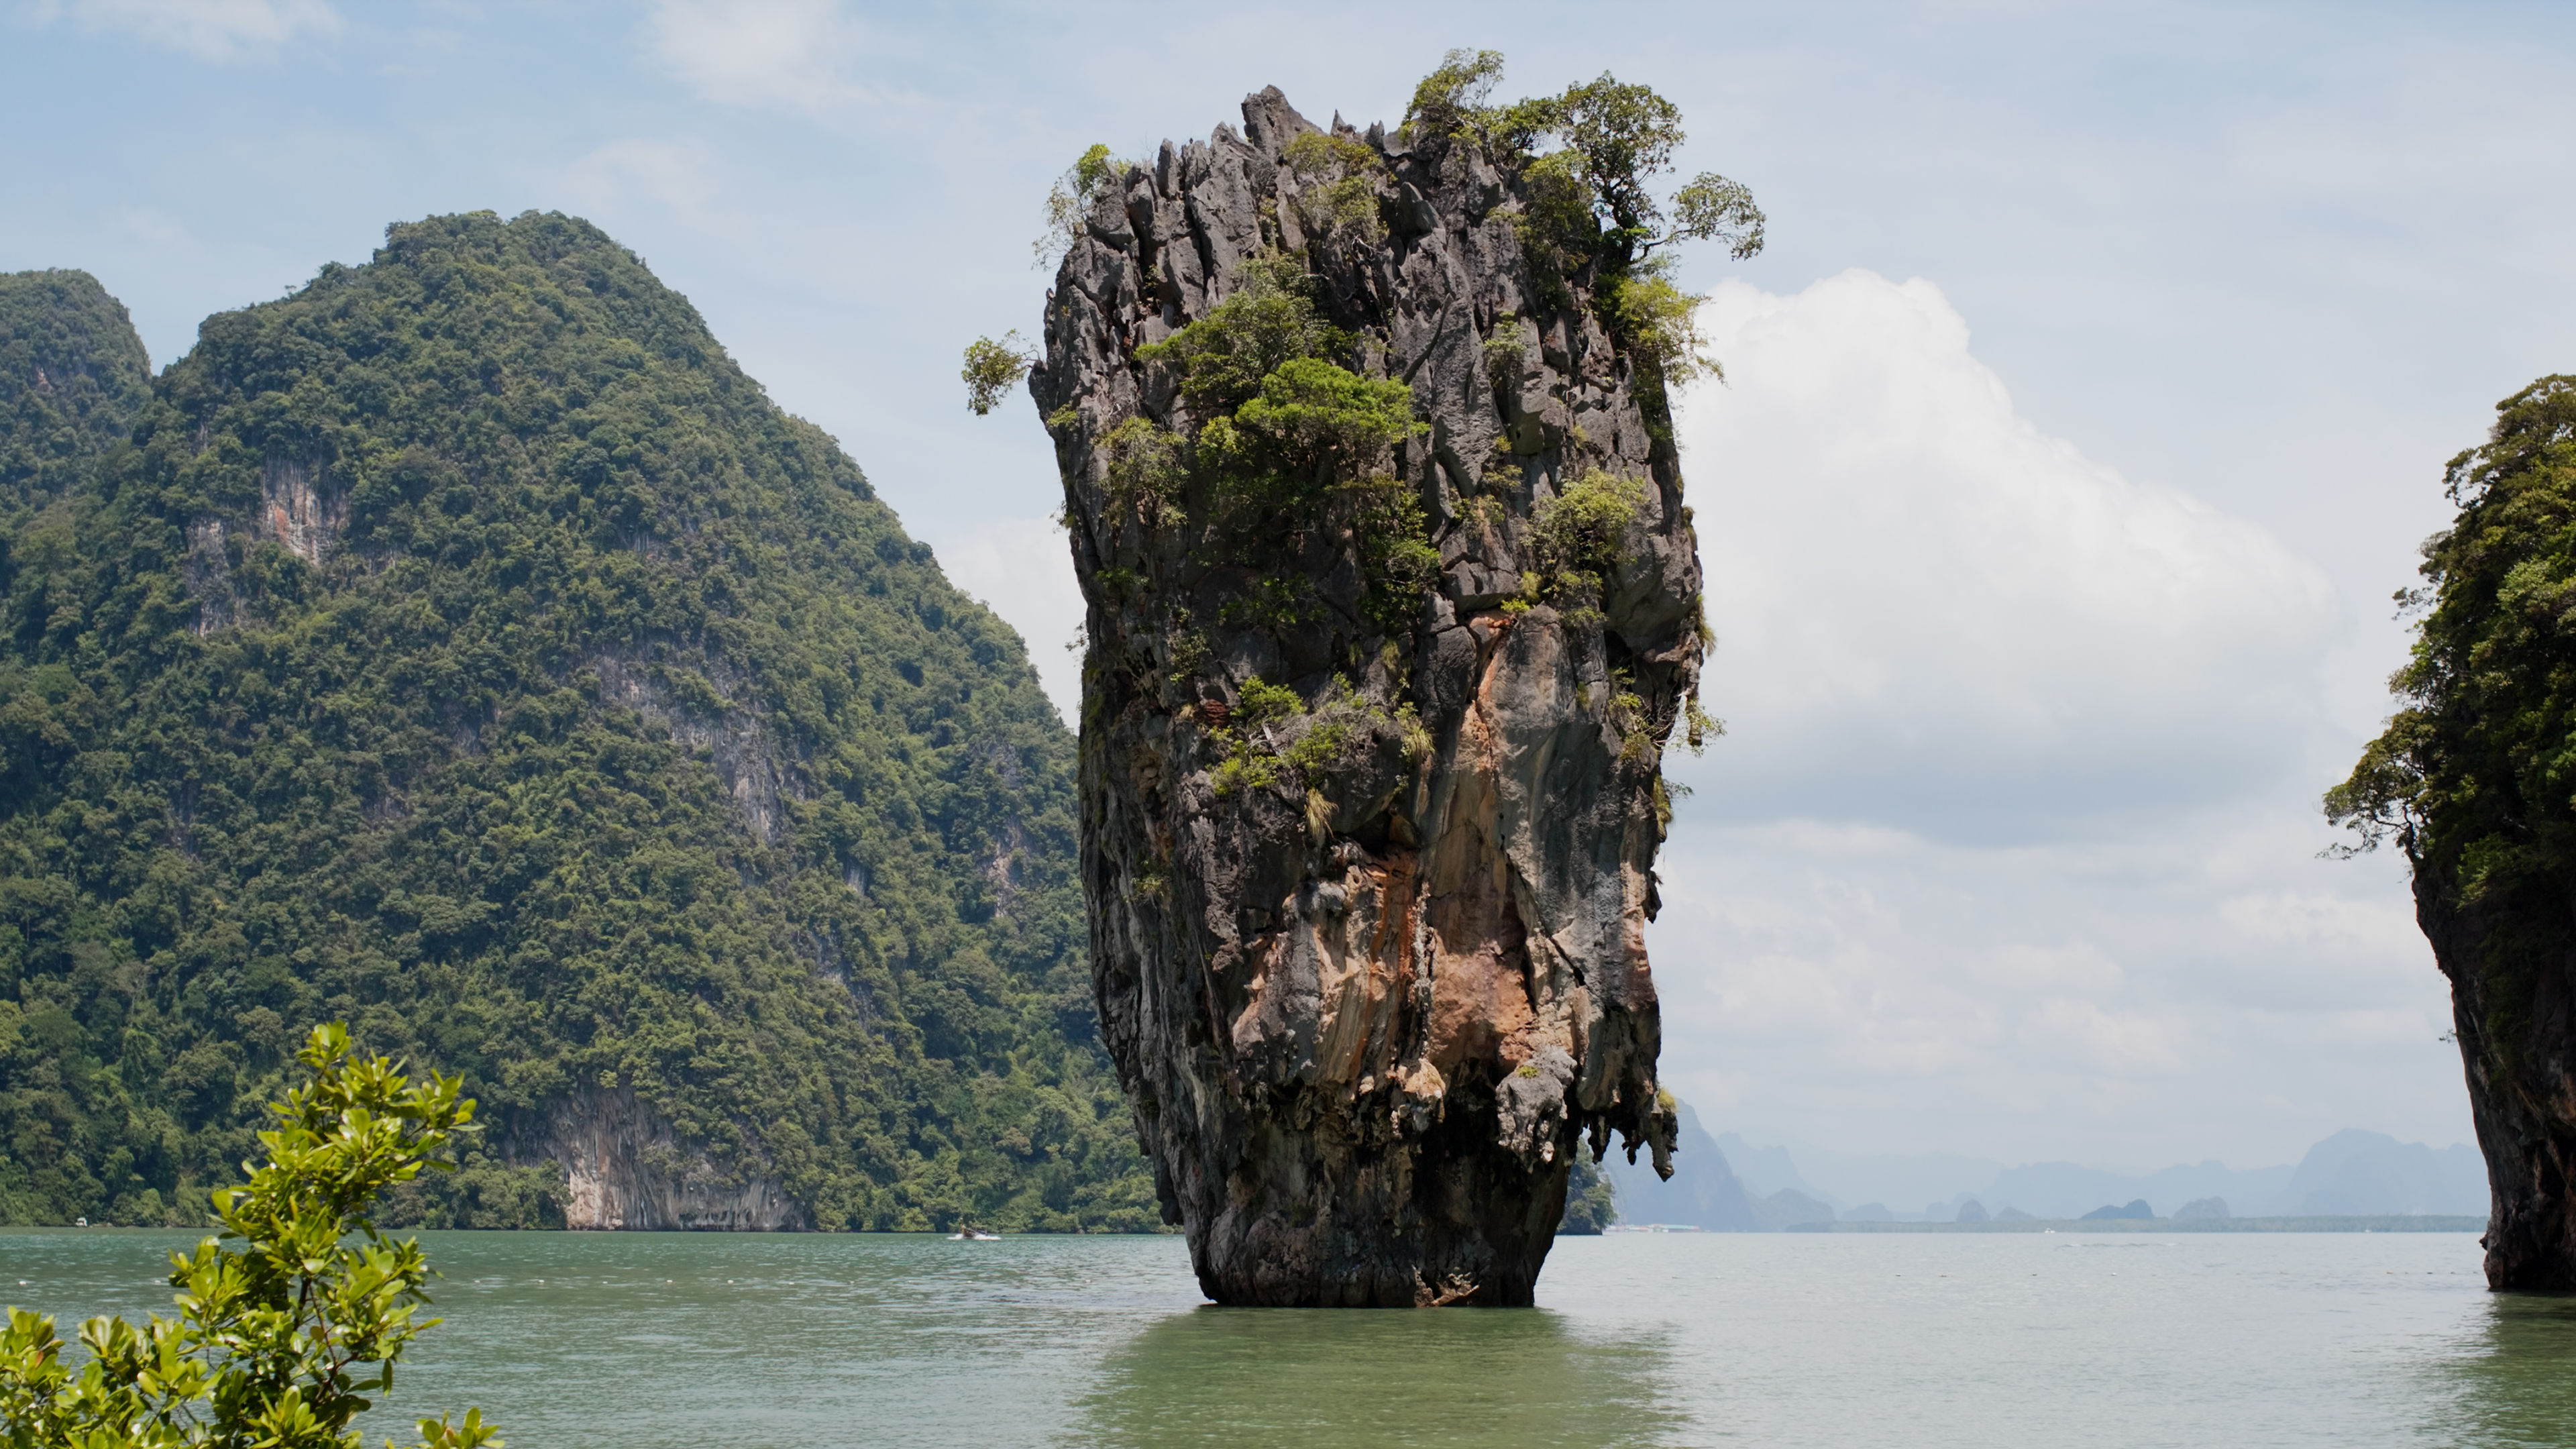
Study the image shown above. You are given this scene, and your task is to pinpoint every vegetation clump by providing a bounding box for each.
[0,1025,498,1448]
[1402,50,1764,409]
[961,331,1035,415]
[1529,468,1646,611]
[1208,674,1424,800]
[2328,375,2576,1047]
[1281,132,1388,250]
[1034,144,1128,268]
[1098,417,1187,529]
[1137,254,1355,415]
[1131,256,1436,639]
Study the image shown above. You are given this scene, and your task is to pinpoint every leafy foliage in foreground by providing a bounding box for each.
[0,215,1158,1232]
[2328,376,2576,1048]
[0,1026,498,1448]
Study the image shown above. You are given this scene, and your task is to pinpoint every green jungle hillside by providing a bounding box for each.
[0,270,150,513]
[0,212,1159,1231]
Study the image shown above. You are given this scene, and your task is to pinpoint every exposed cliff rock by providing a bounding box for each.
[1034,87,1702,1305]
[2417,890,2576,1287]
[497,1087,807,1230]
[180,457,348,633]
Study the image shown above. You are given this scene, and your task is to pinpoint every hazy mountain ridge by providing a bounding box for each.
[1610,1110,2487,1226]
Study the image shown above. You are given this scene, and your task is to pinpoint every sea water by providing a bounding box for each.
[2,1228,2567,1447]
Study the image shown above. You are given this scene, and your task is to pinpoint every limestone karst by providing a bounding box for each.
[0,221,1153,1232]
[2330,375,2576,1288]
[1034,77,1729,1304]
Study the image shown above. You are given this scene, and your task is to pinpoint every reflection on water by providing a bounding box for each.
[2439,1293,2576,1447]
[1073,1305,1682,1448]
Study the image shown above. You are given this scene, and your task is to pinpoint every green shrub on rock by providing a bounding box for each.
[1282,133,1389,250]
[1531,469,1646,602]
[1034,144,1127,268]
[1399,52,1765,417]
[1135,255,1353,416]
[961,332,1035,415]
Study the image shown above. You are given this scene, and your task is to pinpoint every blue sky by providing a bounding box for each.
[9,0,2575,1171]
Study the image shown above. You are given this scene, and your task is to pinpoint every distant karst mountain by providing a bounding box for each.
[0,214,1155,1232]
[1603,1104,1833,1230]
[1609,1111,2487,1227]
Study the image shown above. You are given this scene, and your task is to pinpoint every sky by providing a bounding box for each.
[7,0,2574,1173]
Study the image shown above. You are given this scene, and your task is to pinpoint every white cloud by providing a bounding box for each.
[2019,997,2187,1077]
[643,0,867,113]
[1974,942,2126,992]
[1646,812,2456,1166]
[30,0,336,58]
[2219,890,2416,947]
[1638,279,2459,1161]
[564,139,722,222]
[1674,270,2341,838]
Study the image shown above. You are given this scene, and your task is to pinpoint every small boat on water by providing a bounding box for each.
[948,1226,1002,1241]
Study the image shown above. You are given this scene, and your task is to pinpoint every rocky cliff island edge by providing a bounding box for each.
[996,54,1763,1305]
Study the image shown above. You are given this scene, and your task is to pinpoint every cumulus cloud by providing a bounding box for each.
[643,0,867,113]
[1673,270,2340,839]
[2219,890,2416,947]
[1639,274,2463,1165]
[29,0,335,58]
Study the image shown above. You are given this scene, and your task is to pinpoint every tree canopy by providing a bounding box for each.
[2328,375,2576,865]
[0,269,150,513]
[1402,50,1766,269]
[2328,375,2576,1039]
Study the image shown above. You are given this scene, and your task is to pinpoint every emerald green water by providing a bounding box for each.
[4,1229,2571,1446]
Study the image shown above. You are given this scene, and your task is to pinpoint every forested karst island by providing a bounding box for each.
[0,217,1159,1232]
[985,53,1754,1304]
[2332,374,2576,1290]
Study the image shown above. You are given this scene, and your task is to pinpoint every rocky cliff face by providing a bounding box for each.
[2417,889,2576,1287]
[496,1087,807,1231]
[1034,88,1699,1305]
